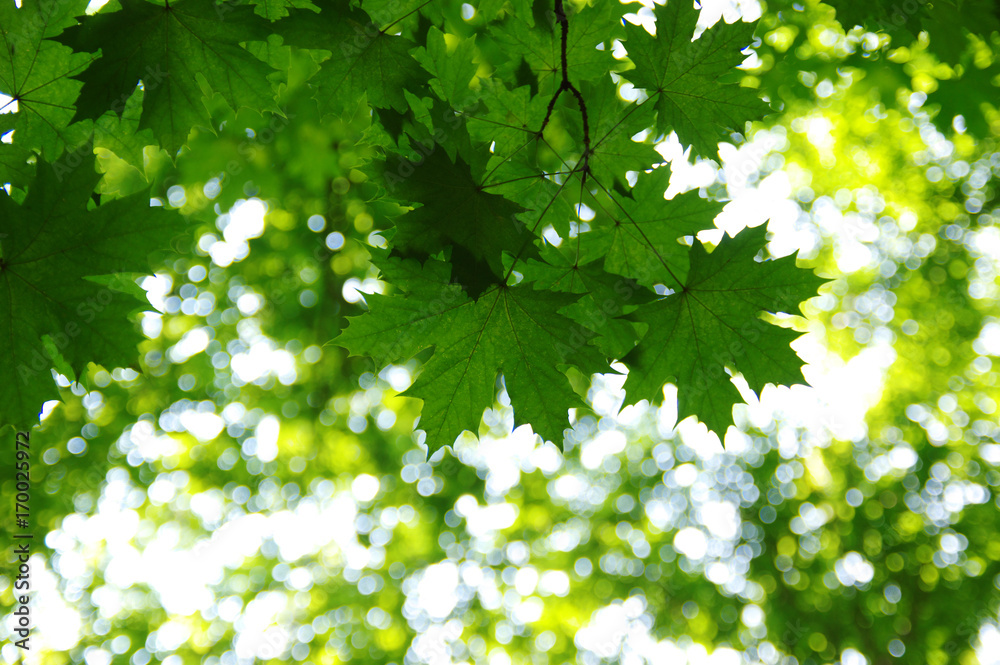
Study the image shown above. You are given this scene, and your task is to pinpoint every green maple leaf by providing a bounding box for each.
[466,80,547,156]
[476,153,578,239]
[361,0,442,28]
[567,78,659,190]
[412,27,480,107]
[477,0,533,24]
[0,152,183,430]
[622,1,768,158]
[277,0,428,115]
[622,225,824,435]
[383,142,537,293]
[503,165,577,239]
[519,244,655,359]
[57,0,279,154]
[0,144,34,188]
[491,0,625,93]
[249,0,318,20]
[0,0,94,157]
[336,254,607,452]
[586,165,724,289]
[92,86,156,170]
[463,80,579,237]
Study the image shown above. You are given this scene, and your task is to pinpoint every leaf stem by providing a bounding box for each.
[379,0,434,34]
[481,171,573,189]
[503,0,596,282]
[537,0,590,174]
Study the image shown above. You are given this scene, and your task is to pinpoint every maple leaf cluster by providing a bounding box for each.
[0,0,824,445]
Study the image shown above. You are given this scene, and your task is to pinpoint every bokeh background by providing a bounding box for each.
[3,0,1000,664]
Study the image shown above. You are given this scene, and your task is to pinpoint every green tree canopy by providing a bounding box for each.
[1,1,999,664]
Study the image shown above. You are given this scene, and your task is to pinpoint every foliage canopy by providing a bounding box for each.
[2,1,1000,665]
[1,0,826,447]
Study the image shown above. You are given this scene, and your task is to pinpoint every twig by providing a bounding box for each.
[538,0,591,177]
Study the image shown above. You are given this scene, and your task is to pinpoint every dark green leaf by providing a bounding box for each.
[623,225,824,435]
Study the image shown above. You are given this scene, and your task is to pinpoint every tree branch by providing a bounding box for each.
[538,0,591,177]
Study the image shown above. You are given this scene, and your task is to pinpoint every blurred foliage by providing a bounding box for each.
[1,1,1000,665]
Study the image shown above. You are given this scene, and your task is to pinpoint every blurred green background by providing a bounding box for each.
[2,0,1000,664]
